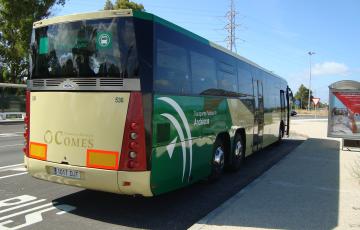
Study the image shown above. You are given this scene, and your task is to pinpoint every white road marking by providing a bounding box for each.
[0,204,76,230]
[0,172,28,180]
[0,207,57,230]
[55,211,66,215]
[0,195,77,230]
[0,164,23,170]
[0,133,23,138]
[0,164,27,179]
[0,165,26,174]
[56,205,77,215]
[0,144,23,149]
[10,167,27,172]
[0,203,54,221]
[0,195,36,208]
[0,199,46,214]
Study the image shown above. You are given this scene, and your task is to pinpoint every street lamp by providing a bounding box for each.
[307,51,315,110]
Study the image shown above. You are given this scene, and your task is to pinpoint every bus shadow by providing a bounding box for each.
[53,138,305,229]
[203,138,341,230]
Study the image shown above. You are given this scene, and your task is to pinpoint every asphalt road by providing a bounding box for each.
[0,123,304,230]
[0,123,24,167]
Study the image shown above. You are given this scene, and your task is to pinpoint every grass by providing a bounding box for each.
[294,109,329,116]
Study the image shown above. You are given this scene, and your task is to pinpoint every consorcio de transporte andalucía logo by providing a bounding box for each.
[96,32,112,49]
[157,97,193,182]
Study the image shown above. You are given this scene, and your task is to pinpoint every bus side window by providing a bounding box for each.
[237,62,253,96]
[155,39,190,94]
[190,51,217,94]
[218,71,238,93]
[217,62,237,93]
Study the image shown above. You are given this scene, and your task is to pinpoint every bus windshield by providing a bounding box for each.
[30,17,138,79]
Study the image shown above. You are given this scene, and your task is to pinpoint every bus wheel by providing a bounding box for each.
[229,134,245,171]
[208,138,225,181]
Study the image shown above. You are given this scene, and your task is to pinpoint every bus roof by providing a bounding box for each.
[33,9,286,83]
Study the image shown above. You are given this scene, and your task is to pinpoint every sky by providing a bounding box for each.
[53,0,360,103]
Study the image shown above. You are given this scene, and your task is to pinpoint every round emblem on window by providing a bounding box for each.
[98,33,111,48]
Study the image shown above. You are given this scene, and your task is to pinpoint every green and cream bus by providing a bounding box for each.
[24,10,291,197]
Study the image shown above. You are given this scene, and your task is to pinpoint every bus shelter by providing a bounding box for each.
[328,80,360,149]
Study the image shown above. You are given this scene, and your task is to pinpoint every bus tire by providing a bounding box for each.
[228,133,245,171]
[208,138,225,181]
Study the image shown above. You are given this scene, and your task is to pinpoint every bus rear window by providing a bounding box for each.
[30,18,139,79]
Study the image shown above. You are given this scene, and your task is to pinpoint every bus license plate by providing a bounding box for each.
[53,167,80,179]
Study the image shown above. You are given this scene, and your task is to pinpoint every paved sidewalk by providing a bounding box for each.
[190,120,360,229]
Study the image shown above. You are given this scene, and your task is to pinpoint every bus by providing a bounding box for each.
[25,10,291,197]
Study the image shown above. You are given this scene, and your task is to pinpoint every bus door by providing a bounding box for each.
[280,90,286,123]
[253,80,264,151]
[286,86,292,135]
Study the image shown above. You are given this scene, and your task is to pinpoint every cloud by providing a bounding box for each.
[272,29,299,40]
[352,67,360,74]
[312,62,349,76]
[286,61,351,96]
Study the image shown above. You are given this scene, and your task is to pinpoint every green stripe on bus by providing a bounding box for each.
[132,10,153,21]
[150,94,234,195]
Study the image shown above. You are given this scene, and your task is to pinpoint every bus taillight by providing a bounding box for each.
[23,90,30,157]
[119,92,147,171]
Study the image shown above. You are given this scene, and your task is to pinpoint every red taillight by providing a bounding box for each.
[130,122,138,130]
[129,141,138,150]
[119,92,147,171]
[23,90,30,157]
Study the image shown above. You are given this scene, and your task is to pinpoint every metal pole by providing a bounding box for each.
[1,88,4,113]
[307,51,315,110]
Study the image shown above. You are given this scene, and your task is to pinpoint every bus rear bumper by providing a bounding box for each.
[25,157,153,197]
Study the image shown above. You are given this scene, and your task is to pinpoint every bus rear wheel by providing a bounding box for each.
[228,134,245,171]
[208,138,225,181]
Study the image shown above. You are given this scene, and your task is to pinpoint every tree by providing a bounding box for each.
[111,0,145,11]
[104,0,114,10]
[0,0,66,83]
[294,84,313,109]
[317,101,327,109]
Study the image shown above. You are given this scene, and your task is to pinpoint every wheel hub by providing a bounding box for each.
[235,140,242,157]
[214,146,224,167]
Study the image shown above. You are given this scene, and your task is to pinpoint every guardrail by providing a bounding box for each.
[0,112,26,122]
[0,83,26,122]
[0,83,27,88]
